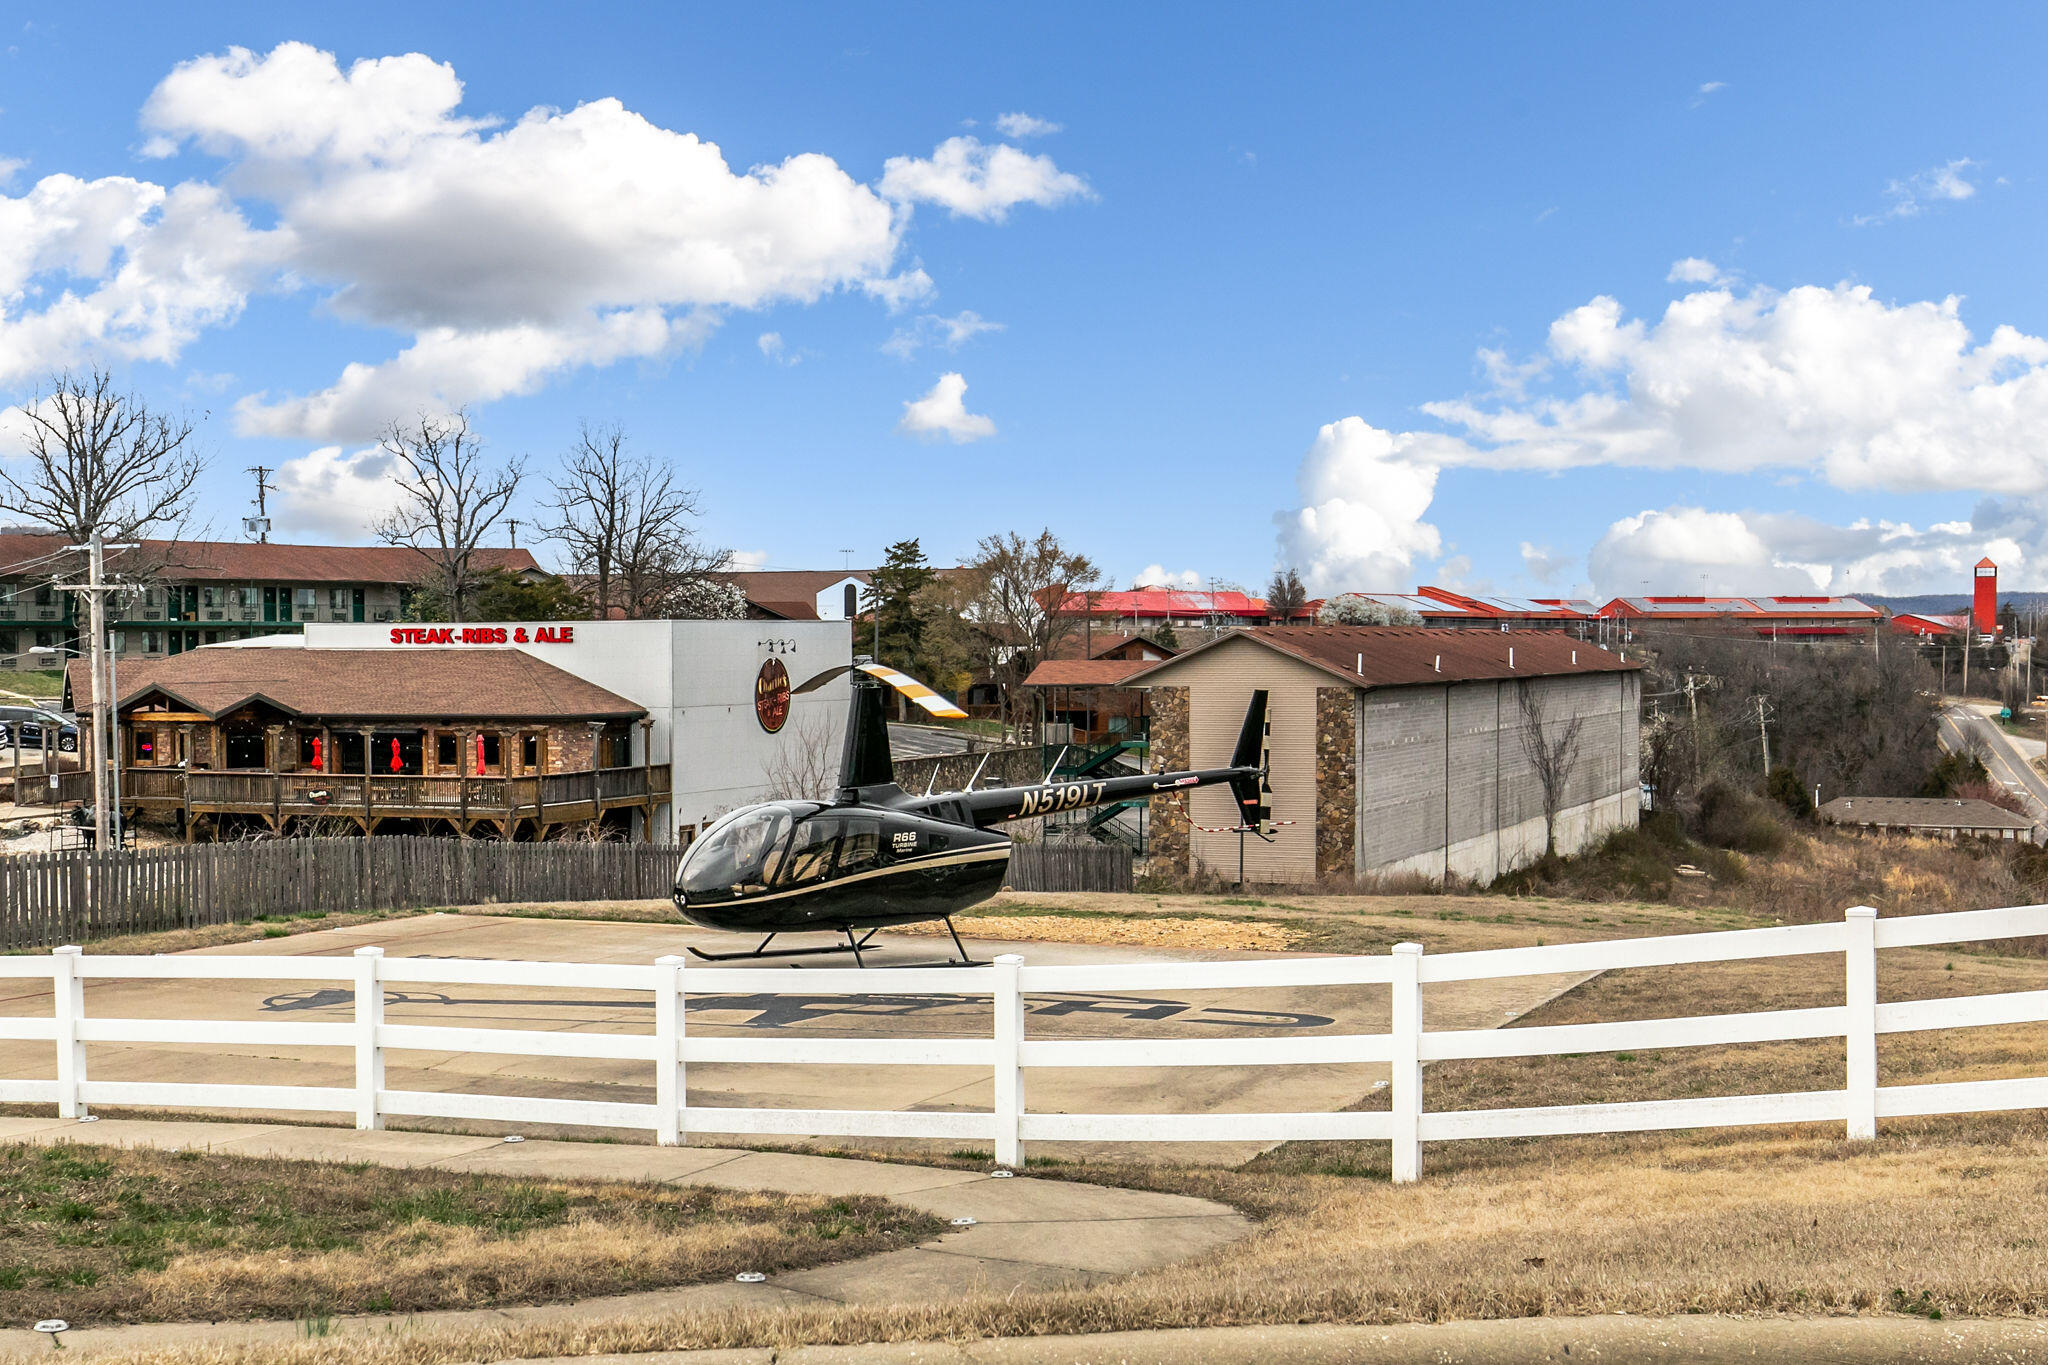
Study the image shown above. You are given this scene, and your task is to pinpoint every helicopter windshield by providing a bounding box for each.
[677,802,817,897]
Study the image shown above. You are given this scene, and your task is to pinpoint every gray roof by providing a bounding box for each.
[1819,796,2036,831]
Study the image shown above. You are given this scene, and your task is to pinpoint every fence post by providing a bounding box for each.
[993,953,1025,1170]
[52,946,86,1119]
[353,946,384,1130]
[654,955,685,1146]
[1844,905,1878,1140]
[1390,942,1424,1183]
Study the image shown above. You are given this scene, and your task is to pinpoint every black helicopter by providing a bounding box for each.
[672,662,1270,965]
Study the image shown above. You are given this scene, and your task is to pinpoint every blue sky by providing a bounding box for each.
[5,3,2048,599]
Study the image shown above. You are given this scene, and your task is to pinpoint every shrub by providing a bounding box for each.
[1694,781,1789,854]
[1766,764,1815,820]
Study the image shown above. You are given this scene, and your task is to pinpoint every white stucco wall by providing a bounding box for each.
[298,620,853,838]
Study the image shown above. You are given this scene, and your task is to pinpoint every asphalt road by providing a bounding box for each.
[1940,702,2048,831]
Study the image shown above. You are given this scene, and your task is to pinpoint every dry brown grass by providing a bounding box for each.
[44,1115,2048,1365]
[901,911,1300,952]
[0,1142,937,1327]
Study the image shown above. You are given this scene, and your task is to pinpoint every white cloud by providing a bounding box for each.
[1665,256,1727,285]
[1278,271,2048,595]
[1586,503,2031,599]
[897,371,996,443]
[270,443,407,538]
[1855,157,1980,225]
[1274,417,1449,593]
[1691,80,1727,108]
[237,308,697,438]
[1519,542,1572,584]
[756,331,800,365]
[0,174,277,385]
[881,309,1004,359]
[1134,565,1201,589]
[879,136,1093,222]
[994,112,1061,139]
[1,41,1091,439]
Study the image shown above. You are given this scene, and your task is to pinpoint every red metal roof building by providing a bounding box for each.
[1597,595,1882,638]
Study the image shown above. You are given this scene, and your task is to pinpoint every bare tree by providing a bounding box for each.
[1519,681,1586,860]
[963,529,1101,736]
[374,411,523,623]
[0,368,205,541]
[1265,567,1308,621]
[540,421,735,619]
[761,711,841,800]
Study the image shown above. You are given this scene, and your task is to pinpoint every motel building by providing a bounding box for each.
[65,620,854,843]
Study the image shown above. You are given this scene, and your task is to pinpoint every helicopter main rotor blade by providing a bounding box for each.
[855,662,969,719]
[787,660,967,718]
[790,663,856,695]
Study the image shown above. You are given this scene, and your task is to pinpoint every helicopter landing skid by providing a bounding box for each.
[685,929,876,963]
[684,919,984,968]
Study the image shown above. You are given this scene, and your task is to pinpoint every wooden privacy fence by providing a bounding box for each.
[4,903,2046,1177]
[1007,840,1132,893]
[0,837,684,950]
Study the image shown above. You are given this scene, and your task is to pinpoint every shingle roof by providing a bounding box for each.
[68,648,644,722]
[1820,796,2035,832]
[1125,625,1639,690]
[0,533,537,584]
[1021,658,1157,687]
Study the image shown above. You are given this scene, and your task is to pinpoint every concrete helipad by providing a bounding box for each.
[0,912,1591,1163]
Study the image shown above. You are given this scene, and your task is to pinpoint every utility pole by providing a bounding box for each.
[506,518,521,549]
[244,465,276,542]
[57,532,140,851]
[1754,694,1774,774]
[1963,623,1973,698]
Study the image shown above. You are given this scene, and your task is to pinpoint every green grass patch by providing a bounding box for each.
[0,1141,941,1326]
[0,669,63,699]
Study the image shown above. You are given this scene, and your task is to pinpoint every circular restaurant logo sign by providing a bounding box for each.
[755,657,791,733]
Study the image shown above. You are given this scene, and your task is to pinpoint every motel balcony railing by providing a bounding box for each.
[119,764,673,825]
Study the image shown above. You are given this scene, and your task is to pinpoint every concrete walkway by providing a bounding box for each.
[0,1116,1250,1357]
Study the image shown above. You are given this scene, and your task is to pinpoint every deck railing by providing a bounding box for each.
[4,903,2045,1177]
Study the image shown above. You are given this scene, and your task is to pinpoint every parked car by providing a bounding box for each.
[0,705,79,753]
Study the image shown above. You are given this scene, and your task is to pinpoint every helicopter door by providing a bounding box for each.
[773,815,845,889]
[835,816,883,876]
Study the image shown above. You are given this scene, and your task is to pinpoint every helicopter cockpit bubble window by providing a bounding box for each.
[678,802,816,896]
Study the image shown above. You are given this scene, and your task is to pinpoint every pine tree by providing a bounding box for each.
[865,539,936,675]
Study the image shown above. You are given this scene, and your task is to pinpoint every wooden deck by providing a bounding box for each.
[117,763,672,837]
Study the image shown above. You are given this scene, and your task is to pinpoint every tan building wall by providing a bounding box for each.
[1140,636,1325,883]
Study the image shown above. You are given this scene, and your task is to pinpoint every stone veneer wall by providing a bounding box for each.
[1315,685,1356,879]
[1146,685,1191,872]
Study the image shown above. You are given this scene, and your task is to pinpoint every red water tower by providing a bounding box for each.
[1974,557,1998,635]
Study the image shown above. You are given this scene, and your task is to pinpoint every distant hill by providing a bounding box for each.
[1863,593,2048,618]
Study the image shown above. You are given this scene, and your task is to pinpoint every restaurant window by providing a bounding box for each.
[300,731,327,768]
[522,733,540,770]
[329,588,348,614]
[201,586,221,609]
[133,728,158,763]
[482,734,501,767]
[437,732,457,767]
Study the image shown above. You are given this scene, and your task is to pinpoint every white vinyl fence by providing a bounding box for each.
[3,903,2046,1180]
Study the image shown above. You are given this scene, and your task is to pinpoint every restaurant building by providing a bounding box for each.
[68,647,667,840]
[63,619,856,843]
